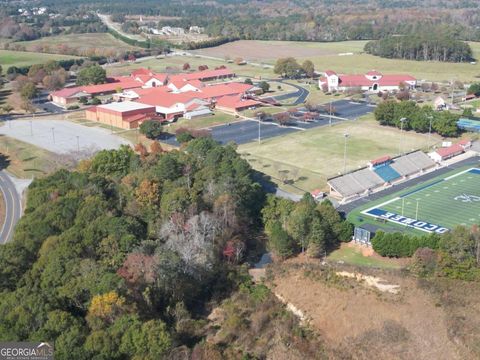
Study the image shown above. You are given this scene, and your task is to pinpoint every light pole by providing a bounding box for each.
[76,136,80,153]
[258,120,261,144]
[415,199,420,220]
[427,115,433,150]
[343,133,349,174]
[51,127,55,144]
[399,117,407,155]
[30,120,33,136]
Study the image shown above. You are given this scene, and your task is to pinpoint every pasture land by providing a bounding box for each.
[0,50,81,68]
[106,55,274,79]
[238,115,439,193]
[15,33,141,53]
[191,40,480,82]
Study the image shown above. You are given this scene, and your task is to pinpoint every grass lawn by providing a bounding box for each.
[164,111,236,133]
[348,166,480,235]
[15,33,141,53]
[0,134,59,178]
[328,245,403,269]
[107,55,274,79]
[238,114,439,194]
[305,85,346,104]
[0,50,81,68]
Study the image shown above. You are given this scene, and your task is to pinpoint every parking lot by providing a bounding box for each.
[0,119,130,154]
[160,99,375,146]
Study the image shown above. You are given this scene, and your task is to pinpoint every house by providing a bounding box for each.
[167,79,204,93]
[215,95,262,113]
[131,68,168,88]
[85,102,158,129]
[177,68,236,82]
[319,70,416,92]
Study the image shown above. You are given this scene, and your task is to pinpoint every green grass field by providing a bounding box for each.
[349,167,480,234]
[0,50,81,67]
[239,115,438,194]
[328,246,402,269]
[15,33,141,53]
[107,56,274,79]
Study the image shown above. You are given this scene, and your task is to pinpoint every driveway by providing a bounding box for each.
[273,80,310,105]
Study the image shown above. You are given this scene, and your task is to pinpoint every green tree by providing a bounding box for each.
[468,82,480,96]
[268,221,295,259]
[274,57,302,78]
[306,217,326,258]
[139,120,163,139]
[76,65,107,85]
[20,82,38,100]
[258,81,270,93]
[244,78,253,85]
[301,60,315,78]
[287,194,316,252]
[90,145,136,177]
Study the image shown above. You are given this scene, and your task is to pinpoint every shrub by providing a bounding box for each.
[67,105,80,110]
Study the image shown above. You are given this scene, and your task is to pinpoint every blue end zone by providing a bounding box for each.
[365,208,449,234]
[469,168,480,175]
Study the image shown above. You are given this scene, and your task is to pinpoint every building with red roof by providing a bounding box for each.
[85,102,158,129]
[429,139,471,162]
[137,91,210,120]
[50,87,90,107]
[319,70,416,93]
[215,95,262,113]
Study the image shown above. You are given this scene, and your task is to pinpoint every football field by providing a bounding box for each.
[362,168,480,233]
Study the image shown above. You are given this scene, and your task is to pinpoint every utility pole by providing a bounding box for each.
[30,120,33,136]
[399,117,407,155]
[343,133,349,174]
[258,119,261,144]
[51,127,55,144]
[76,136,80,153]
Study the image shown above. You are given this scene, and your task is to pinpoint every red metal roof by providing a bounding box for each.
[325,70,337,76]
[137,91,203,108]
[338,74,416,87]
[436,144,464,158]
[81,77,143,94]
[51,86,87,98]
[370,155,392,165]
[216,95,261,110]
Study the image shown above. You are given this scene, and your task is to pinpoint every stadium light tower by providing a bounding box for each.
[343,132,349,174]
[399,117,407,155]
[427,115,434,150]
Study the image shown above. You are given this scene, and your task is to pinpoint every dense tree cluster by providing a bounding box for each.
[76,65,107,86]
[262,194,352,259]
[364,33,473,62]
[372,231,439,257]
[374,100,460,137]
[0,139,265,358]
[274,57,315,79]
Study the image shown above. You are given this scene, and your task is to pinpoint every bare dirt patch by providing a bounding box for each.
[267,260,477,359]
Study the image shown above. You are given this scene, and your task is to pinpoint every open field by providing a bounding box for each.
[106,55,274,79]
[239,115,437,193]
[0,134,60,178]
[191,40,480,82]
[15,33,141,53]
[349,166,480,235]
[191,40,367,63]
[328,243,403,269]
[164,111,236,133]
[0,50,81,68]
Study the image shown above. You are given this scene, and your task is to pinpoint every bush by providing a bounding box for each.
[67,105,80,110]
[372,231,439,258]
[89,98,101,105]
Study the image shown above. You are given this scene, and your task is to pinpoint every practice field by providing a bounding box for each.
[359,168,480,234]
[0,50,81,67]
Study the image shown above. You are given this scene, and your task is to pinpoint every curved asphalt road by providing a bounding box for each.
[0,171,21,244]
[272,80,310,105]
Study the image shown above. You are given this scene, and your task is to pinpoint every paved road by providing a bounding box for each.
[0,171,22,244]
[273,81,310,105]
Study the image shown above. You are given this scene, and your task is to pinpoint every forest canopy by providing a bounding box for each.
[364,33,473,62]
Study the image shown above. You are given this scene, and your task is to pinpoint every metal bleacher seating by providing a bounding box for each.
[390,151,435,177]
[328,168,384,198]
[374,165,401,182]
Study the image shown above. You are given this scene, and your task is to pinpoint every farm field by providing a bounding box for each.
[0,50,81,67]
[106,55,274,79]
[191,40,480,82]
[238,115,438,194]
[352,167,480,234]
[15,33,141,53]
[191,40,367,63]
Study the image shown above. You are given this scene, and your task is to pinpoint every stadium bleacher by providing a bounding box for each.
[457,118,480,132]
[374,165,401,182]
[328,151,436,201]
[390,151,435,176]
